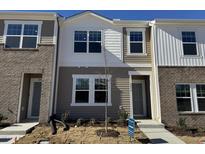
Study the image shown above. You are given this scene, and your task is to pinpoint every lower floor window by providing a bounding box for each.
[72,75,111,106]
[176,83,205,112]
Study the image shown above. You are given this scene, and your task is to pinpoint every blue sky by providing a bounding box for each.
[6,10,205,20]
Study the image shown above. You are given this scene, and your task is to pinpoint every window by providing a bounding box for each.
[95,79,108,103]
[75,78,89,103]
[72,75,111,106]
[89,31,101,53]
[127,28,146,54]
[74,31,102,53]
[196,85,205,111]
[176,83,205,112]
[5,21,41,49]
[74,31,87,53]
[182,32,197,55]
[176,84,192,112]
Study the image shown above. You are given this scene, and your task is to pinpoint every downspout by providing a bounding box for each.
[49,14,61,117]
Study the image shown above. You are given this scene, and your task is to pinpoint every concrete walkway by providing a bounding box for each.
[0,122,38,144]
[137,120,185,144]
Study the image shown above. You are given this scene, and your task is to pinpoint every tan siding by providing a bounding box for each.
[123,27,152,64]
[40,20,55,44]
[0,20,4,44]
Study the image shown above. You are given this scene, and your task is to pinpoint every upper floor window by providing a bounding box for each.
[4,21,42,49]
[74,31,102,53]
[182,31,197,56]
[127,28,146,55]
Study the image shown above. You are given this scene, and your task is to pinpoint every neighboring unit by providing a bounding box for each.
[0,12,59,123]
[152,19,205,127]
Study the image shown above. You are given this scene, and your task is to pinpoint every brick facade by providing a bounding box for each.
[0,44,55,123]
[158,67,205,127]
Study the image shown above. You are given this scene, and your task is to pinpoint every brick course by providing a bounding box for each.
[158,67,205,127]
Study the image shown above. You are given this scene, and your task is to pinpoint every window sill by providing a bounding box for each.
[71,103,112,107]
[3,48,39,51]
[127,53,147,56]
[178,112,205,115]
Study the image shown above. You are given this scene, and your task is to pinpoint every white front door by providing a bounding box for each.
[132,80,147,118]
[27,78,42,119]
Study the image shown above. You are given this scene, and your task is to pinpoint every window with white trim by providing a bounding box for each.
[176,84,192,112]
[5,21,41,49]
[72,75,111,106]
[196,85,205,111]
[176,83,205,112]
[127,28,146,54]
[74,31,102,53]
[182,31,197,55]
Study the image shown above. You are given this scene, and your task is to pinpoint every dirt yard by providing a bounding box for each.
[15,125,149,144]
[167,127,205,144]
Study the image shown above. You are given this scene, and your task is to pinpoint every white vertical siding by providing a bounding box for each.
[155,25,205,66]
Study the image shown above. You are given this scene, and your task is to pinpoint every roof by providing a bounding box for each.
[64,10,149,27]
[0,11,59,20]
[152,19,205,25]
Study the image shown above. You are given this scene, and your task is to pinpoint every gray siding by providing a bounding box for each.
[123,27,152,64]
[56,67,152,120]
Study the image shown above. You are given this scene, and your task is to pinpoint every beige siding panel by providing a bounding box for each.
[0,20,4,44]
[123,27,152,64]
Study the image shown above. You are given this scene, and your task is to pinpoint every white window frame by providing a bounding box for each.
[73,30,103,53]
[176,83,205,113]
[4,20,42,49]
[71,74,112,106]
[127,28,146,55]
[181,31,199,57]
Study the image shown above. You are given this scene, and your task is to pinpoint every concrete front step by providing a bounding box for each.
[136,120,165,129]
[0,122,38,135]
[137,120,185,144]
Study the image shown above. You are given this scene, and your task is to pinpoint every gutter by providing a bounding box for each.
[49,14,61,117]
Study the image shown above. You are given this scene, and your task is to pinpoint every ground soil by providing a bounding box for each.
[15,124,149,144]
[167,127,205,144]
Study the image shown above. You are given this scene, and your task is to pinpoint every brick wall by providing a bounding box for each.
[0,44,55,123]
[158,67,205,127]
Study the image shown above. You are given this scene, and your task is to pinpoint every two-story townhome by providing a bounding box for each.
[3,11,205,128]
[152,19,205,127]
[0,12,59,123]
[55,11,161,122]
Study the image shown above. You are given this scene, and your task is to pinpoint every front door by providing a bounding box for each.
[132,80,147,118]
[27,78,42,119]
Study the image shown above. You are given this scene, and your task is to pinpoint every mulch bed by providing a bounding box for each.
[96,129,120,137]
[167,127,205,137]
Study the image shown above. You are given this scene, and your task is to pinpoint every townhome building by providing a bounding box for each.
[152,19,205,127]
[0,12,59,123]
[55,11,161,122]
[1,11,205,128]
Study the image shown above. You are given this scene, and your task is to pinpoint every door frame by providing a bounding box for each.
[132,79,147,117]
[27,78,42,119]
[128,71,154,119]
